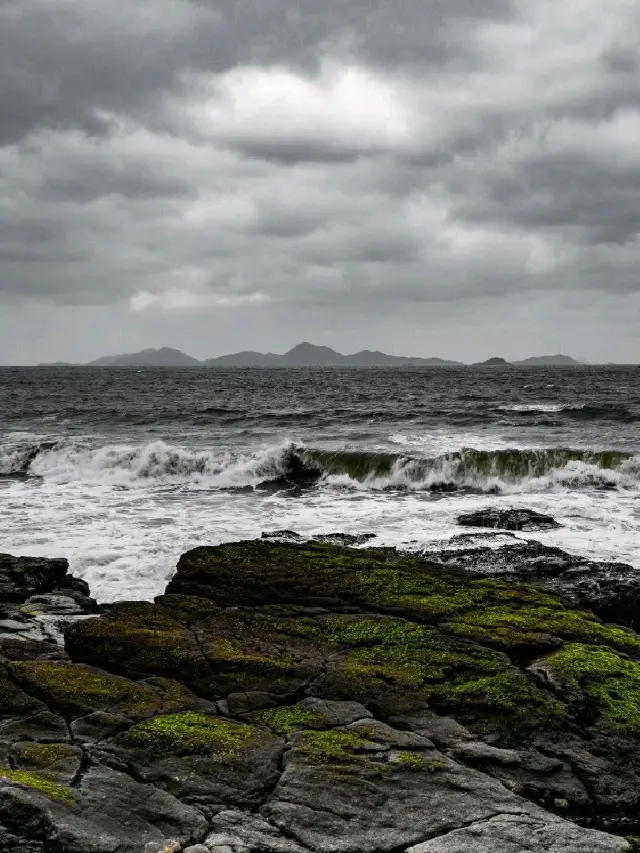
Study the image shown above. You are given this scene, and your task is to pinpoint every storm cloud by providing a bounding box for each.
[1,0,639,363]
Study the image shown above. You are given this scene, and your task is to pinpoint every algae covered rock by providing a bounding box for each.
[434,538,640,632]
[8,659,210,722]
[101,711,284,808]
[3,540,640,851]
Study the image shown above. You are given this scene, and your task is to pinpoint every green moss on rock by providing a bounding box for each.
[429,671,565,729]
[168,541,637,648]
[63,541,640,738]
[316,614,558,722]
[0,768,75,805]
[65,602,207,686]
[253,705,329,734]
[389,752,446,772]
[153,594,221,626]
[203,635,293,675]
[10,661,161,718]
[391,752,430,771]
[0,657,44,716]
[297,730,373,766]
[120,712,270,761]
[451,607,640,653]
[12,742,76,769]
[546,644,640,733]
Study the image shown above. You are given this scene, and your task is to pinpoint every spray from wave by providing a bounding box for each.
[2,436,638,494]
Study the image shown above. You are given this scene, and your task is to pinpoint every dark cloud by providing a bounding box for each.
[451,145,640,247]
[0,0,512,146]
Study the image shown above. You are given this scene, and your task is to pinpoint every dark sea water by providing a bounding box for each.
[1,366,638,602]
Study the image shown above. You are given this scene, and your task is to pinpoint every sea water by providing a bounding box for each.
[1,365,638,602]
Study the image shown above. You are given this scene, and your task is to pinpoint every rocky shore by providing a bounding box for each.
[1,527,639,852]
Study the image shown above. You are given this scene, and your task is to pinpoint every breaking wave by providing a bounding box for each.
[1,437,639,494]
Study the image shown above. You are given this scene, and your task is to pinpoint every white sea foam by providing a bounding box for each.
[1,437,638,494]
[26,439,294,488]
[497,403,565,412]
[1,435,639,603]
[1,475,639,604]
[387,431,517,453]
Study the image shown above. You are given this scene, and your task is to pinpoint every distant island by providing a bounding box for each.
[88,347,201,367]
[204,343,463,367]
[473,357,512,367]
[38,344,585,368]
[514,355,582,366]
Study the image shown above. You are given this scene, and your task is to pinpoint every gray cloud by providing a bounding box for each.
[456,151,640,247]
[0,0,512,146]
[1,0,639,363]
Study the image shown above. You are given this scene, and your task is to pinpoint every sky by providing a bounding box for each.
[1,0,639,364]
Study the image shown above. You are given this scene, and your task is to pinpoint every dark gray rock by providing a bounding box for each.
[457,508,562,532]
[262,715,625,853]
[0,556,97,660]
[205,811,308,852]
[312,533,377,546]
[261,531,376,546]
[70,711,134,743]
[261,531,303,542]
[0,765,207,853]
[0,710,70,743]
[0,554,93,609]
[0,555,71,605]
[432,539,640,631]
[406,814,626,853]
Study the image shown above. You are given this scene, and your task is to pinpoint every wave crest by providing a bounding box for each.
[299,447,639,492]
[1,437,638,494]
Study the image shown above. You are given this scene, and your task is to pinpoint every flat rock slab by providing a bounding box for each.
[0,765,208,853]
[407,813,627,853]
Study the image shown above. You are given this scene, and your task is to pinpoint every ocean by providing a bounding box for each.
[0,365,638,603]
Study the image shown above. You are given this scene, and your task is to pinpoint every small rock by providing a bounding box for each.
[312,533,377,546]
[23,594,87,615]
[261,530,302,542]
[457,508,562,532]
[225,691,276,716]
[452,742,522,766]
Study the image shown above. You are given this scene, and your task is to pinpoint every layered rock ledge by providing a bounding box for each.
[1,541,639,853]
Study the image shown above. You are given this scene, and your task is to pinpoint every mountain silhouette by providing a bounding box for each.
[204,343,462,367]
[89,348,201,367]
[76,344,585,367]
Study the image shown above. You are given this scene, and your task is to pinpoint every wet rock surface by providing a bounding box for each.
[2,541,639,852]
[431,538,640,631]
[0,555,98,661]
[457,508,563,532]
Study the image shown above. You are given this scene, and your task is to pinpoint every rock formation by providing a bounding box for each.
[1,541,639,852]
